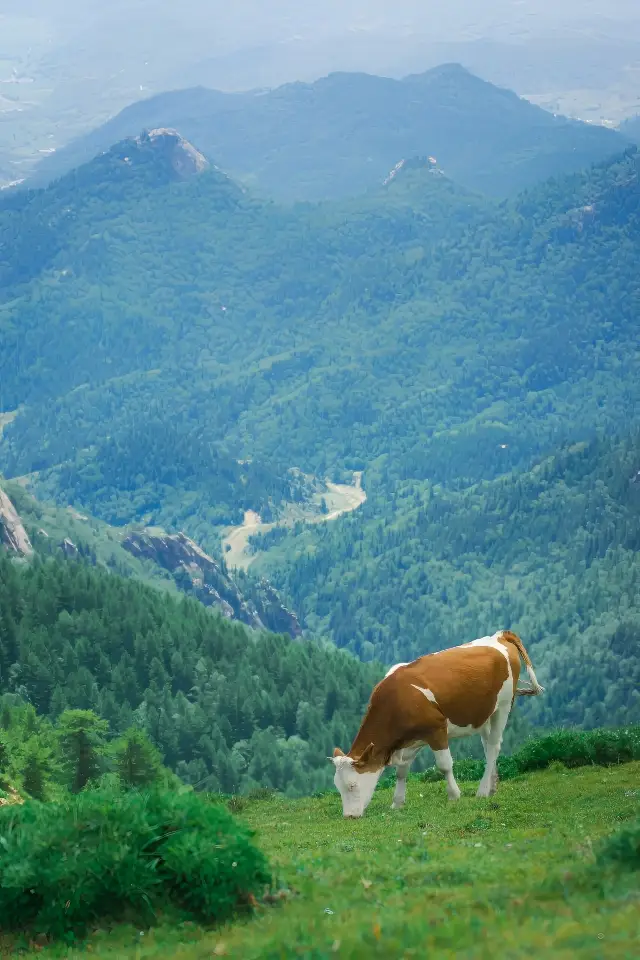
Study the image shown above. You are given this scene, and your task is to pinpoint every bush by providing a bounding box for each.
[0,786,271,940]
[514,727,640,773]
[420,727,640,784]
[598,819,640,871]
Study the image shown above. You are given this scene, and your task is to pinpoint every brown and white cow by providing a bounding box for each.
[331,630,543,818]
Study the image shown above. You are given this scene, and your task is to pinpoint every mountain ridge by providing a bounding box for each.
[25,64,627,201]
[1,135,639,731]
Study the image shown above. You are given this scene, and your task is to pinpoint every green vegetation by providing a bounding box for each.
[2,142,640,730]
[257,430,640,727]
[422,727,640,784]
[0,701,176,803]
[0,786,270,941]
[0,552,381,796]
[4,759,638,958]
[599,818,640,871]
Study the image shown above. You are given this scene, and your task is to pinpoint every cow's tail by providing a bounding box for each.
[504,632,545,696]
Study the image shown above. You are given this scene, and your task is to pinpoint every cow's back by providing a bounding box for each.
[392,643,514,730]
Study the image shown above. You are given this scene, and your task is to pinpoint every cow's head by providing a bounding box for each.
[330,744,383,818]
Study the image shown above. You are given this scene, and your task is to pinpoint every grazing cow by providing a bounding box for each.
[331,630,543,818]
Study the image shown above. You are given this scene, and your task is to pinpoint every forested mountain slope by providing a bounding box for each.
[29,65,626,200]
[1,136,639,734]
[0,135,493,532]
[254,432,640,728]
[620,115,640,144]
[2,141,640,537]
[0,551,380,796]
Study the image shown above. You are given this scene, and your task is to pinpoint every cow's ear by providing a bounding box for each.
[333,747,345,758]
[354,742,375,769]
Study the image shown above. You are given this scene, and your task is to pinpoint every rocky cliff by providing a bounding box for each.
[121,529,302,638]
[137,128,210,180]
[0,485,33,556]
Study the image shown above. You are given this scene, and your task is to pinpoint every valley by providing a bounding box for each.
[222,472,366,571]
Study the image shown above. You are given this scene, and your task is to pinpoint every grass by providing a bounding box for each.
[5,761,639,959]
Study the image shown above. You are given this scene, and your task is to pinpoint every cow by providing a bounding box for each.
[331,630,544,818]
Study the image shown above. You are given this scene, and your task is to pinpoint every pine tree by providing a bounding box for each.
[57,709,108,793]
[21,749,47,801]
[113,727,163,789]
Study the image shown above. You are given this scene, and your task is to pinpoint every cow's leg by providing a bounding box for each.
[433,747,461,801]
[477,702,511,799]
[390,746,420,810]
[426,724,460,802]
[392,765,409,810]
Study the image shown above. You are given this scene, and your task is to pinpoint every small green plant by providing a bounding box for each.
[0,786,271,941]
[598,819,640,871]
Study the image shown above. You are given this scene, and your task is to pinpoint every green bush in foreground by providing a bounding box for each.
[422,726,640,783]
[0,787,271,940]
[598,819,640,871]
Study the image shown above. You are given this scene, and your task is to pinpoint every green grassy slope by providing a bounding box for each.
[11,761,639,959]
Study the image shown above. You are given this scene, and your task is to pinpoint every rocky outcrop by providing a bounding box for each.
[61,538,79,558]
[0,485,32,556]
[138,128,209,179]
[121,530,302,638]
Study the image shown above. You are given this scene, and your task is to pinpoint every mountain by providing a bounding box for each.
[4,1,639,189]
[27,65,626,200]
[0,130,493,543]
[254,430,640,728]
[0,479,301,638]
[0,545,381,796]
[621,116,640,144]
[1,131,640,728]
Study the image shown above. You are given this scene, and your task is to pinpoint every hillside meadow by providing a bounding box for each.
[3,758,639,959]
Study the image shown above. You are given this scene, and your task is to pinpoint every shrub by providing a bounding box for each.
[514,727,640,773]
[0,786,271,940]
[597,819,640,871]
[420,727,640,785]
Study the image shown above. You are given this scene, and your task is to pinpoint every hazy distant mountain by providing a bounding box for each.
[29,65,625,201]
[3,2,639,186]
[621,116,640,143]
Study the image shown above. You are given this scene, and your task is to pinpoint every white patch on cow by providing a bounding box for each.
[411,684,438,703]
[385,662,408,678]
[433,748,461,801]
[466,632,511,664]
[332,756,383,818]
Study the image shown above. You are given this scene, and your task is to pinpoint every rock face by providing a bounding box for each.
[139,128,209,180]
[121,530,302,638]
[0,485,33,556]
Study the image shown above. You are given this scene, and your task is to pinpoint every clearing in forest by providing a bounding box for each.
[222,472,366,571]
